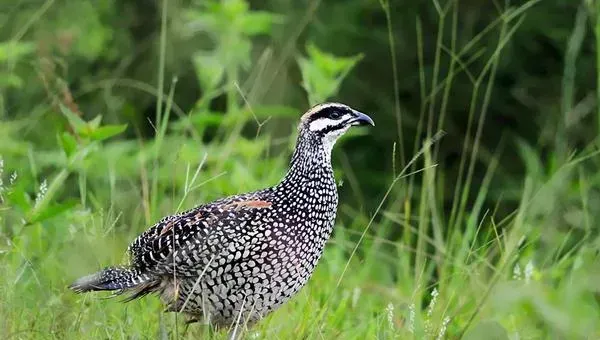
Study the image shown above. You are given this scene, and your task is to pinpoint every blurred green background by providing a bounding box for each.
[1,0,599,339]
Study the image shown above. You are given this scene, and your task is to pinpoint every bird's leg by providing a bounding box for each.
[181,319,194,337]
[185,316,201,325]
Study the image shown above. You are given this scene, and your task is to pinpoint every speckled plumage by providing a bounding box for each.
[70,102,374,327]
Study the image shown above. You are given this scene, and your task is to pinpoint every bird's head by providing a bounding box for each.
[299,102,375,152]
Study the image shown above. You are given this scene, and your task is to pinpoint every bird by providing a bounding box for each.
[69,102,375,328]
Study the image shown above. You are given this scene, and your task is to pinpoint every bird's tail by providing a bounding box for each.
[69,266,158,300]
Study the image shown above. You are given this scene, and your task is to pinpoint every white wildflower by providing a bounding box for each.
[386,303,394,329]
[352,287,361,308]
[427,288,439,317]
[436,316,450,340]
[513,263,521,280]
[407,303,415,334]
[425,320,432,336]
[35,179,48,204]
[9,171,17,185]
[0,157,4,192]
[524,260,534,284]
[425,288,439,337]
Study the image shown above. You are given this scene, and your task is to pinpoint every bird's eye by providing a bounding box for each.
[329,111,342,119]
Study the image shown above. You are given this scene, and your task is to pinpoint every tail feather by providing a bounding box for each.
[69,266,149,294]
[120,279,162,302]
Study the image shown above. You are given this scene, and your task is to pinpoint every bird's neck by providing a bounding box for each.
[279,132,334,187]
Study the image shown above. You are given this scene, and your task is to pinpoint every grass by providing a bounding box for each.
[1,0,600,339]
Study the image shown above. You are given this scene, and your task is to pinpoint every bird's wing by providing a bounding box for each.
[126,192,274,276]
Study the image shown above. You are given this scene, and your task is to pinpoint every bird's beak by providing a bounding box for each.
[351,110,375,126]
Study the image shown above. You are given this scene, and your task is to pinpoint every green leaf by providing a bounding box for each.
[84,124,128,141]
[220,0,249,18]
[59,104,87,132]
[516,137,544,180]
[183,0,278,87]
[462,320,509,340]
[6,186,31,212]
[0,41,36,63]
[58,132,78,158]
[239,12,282,36]
[170,111,225,132]
[193,53,225,92]
[0,73,24,88]
[28,200,78,224]
[89,114,103,129]
[298,42,363,105]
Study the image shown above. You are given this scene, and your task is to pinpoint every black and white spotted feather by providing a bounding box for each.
[69,102,374,327]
